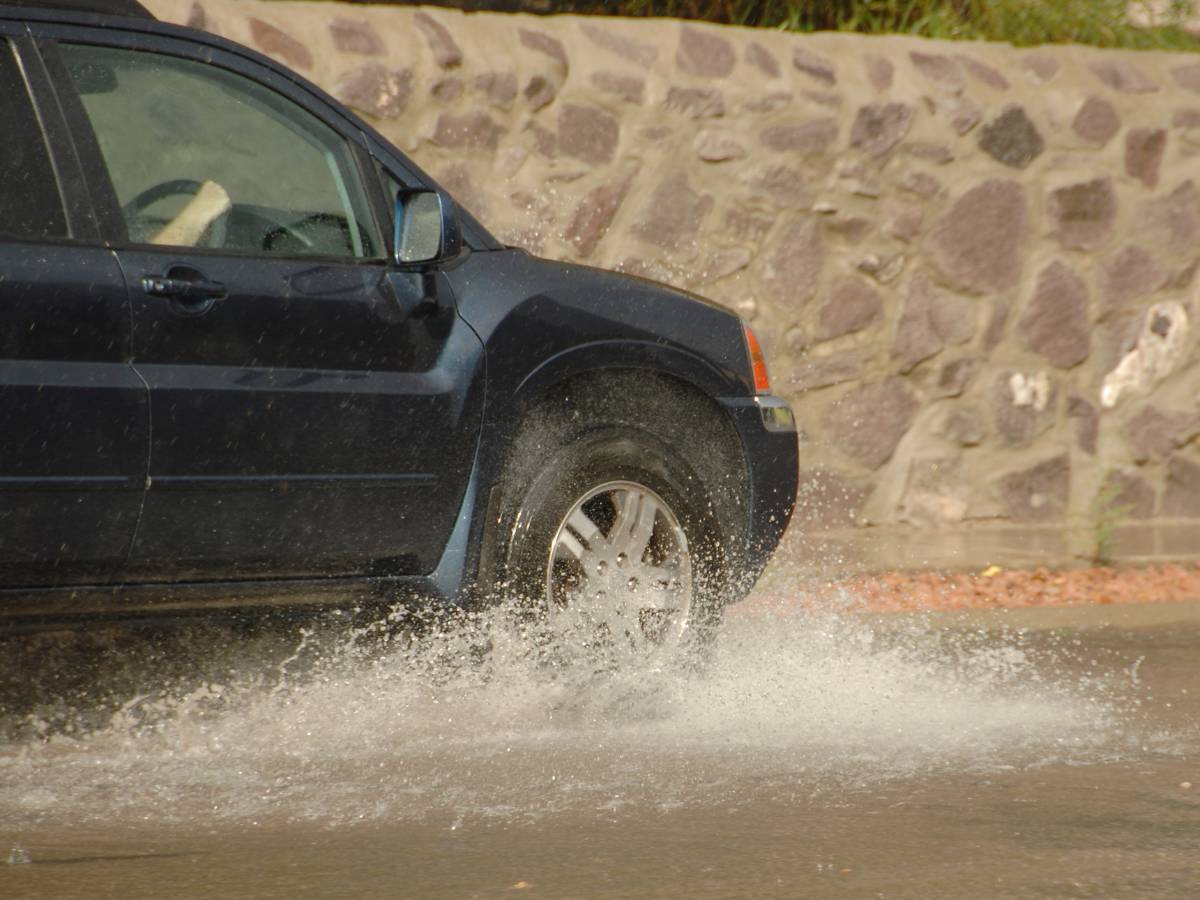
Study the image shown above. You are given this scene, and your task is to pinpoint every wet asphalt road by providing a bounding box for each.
[2,596,1198,898]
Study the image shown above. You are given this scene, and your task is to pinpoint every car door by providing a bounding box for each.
[40,30,484,583]
[0,30,147,589]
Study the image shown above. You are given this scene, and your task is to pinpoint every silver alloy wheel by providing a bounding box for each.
[546,480,693,647]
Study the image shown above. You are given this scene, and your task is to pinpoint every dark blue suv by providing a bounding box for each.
[0,0,797,645]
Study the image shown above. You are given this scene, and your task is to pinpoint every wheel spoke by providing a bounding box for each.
[554,528,586,561]
[546,480,693,650]
[556,507,602,561]
[608,489,659,562]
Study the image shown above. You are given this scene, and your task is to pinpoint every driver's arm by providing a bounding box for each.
[151,180,231,247]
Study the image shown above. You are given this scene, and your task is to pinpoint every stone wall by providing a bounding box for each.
[147,0,1200,569]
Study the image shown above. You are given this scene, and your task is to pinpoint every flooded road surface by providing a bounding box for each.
[2,593,1198,898]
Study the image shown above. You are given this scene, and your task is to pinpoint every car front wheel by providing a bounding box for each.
[492,390,739,658]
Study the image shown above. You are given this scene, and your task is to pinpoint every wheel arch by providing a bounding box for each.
[476,361,752,602]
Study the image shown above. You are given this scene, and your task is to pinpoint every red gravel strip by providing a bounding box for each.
[809,564,1200,613]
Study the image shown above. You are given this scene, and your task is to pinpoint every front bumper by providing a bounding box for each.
[718,394,800,591]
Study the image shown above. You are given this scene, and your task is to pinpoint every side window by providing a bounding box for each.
[0,40,68,241]
[57,43,382,259]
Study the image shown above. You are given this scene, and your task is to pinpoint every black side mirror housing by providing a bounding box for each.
[393,189,463,269]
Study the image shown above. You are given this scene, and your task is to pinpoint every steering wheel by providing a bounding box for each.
[121,178,228,248]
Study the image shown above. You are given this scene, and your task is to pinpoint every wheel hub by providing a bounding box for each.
[546,481,692,646]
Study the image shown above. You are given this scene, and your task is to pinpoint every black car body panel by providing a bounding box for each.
[0,0,798,631]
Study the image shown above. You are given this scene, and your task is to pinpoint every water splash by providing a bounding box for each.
[0,591,1131,829]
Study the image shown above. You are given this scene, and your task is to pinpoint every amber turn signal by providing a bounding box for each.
[743,323,772,394]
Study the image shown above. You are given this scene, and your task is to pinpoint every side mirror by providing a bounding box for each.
[393,189,462,268]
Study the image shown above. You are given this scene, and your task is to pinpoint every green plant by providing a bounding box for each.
[385,0,1200,51]
[1091,472,1134,566]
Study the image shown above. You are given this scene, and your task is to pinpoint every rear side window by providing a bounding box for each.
[0,40,68,241]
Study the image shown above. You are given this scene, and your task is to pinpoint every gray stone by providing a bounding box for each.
[435,164,489,223]
[1068,395,1098,455]
[958,55,1010,90]
[893,295,943,372]
[900,454,969,525]
[1071,96,1121,145]
[526,121,556,157]
[1174,108,1200,129]
[784,326,809,354]
[746,42,780,78]
[793,468,868,527]
[1164,456,1200,517]
[978,106,1044,169]
[565,169,638,258]
[899,171,942,199]
[1023,52,1059,84]
[991,370,1057,445]
[849,103,913,158]
[816,278,882,340]
[996,455,1070,522]
[558,105,619,165]
[802,90,839,109]
[1020,261,1091,369]
[1100,245,1167,309]
[1049,177,1117,251]
[523,75,557,111]
[892,276,976,372]
[857,253,905,284]
[742,91,793,113]
[664,86,724,118]
[330,18,384,56]
[632,171,713,251]
[1089,59,1158,93]
[939,95,983,135]
[432,111,502,150]
[884,206,923,243]
[184,1,205,30]
[1126,128,1168,188]
[792,46,836,85]
[475,72,518,109]
[824,379,919,469]
[431,77,463,103]
[332,64,412,120]
[581,23,657,68]
[752,166,813,208]
[824,215,872,243]
[865,55,894,92]
[693,130,746,162]
[937,357,979,398]
[724,206,774,242]
[904,142,955,165]
[937,408,985,446]
[762,217,824,305]
[249,18,311,70]
[1102,470,1156,520]
[590,71,644,105]
[676,25,735,77]
[700,248,753,282]
[788,356,863,391]
[910,51,963,91]
[1127,406,1189,462]
[413,11,461,69]
[518,28,568,69]
[760,119,838,155]
[1172,63,1200,93]
[930,179,1026,294]
[1137,181,1200,257]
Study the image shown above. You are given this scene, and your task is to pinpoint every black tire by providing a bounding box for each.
[487,375,745,657]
